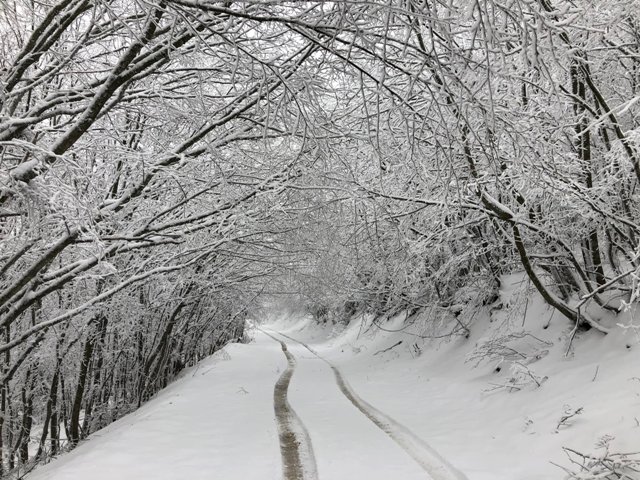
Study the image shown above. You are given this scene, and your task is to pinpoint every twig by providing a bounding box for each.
[556,407,583,431]
[373,340,403,356]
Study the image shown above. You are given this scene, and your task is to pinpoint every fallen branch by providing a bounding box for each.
[373,341,403,356]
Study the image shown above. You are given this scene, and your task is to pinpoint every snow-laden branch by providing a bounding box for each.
[0,248,219,354]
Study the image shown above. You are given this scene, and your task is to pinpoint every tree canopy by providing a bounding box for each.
[1,0,639,474]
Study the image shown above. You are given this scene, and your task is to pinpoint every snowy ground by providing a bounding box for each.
[26,341,287,480]
[27,329,463,480]
[267,278,640,479]
[26,280,640,480]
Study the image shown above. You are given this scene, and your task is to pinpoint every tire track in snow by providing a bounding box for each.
[260,330,318,480]
[273,331,468,480]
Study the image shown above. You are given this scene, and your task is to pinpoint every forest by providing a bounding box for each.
[1,0,639,476]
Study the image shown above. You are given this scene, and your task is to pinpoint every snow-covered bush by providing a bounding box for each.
[555,438,640,480]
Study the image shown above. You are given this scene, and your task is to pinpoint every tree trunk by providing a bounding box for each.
[69,316,102,446]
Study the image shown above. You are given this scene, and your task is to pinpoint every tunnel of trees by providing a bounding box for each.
[1,0,639,474]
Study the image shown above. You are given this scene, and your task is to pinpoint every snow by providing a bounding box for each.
[27,344,287,480]
[26,275,640,479]
[270,276,640,479]
[284,341,429,480]
[9,159,39,181]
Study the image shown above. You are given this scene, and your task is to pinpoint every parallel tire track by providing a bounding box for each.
[273,331,468,480]
[260,330,318,480]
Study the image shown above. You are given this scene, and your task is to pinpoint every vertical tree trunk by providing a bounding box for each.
[17,369,35,464]
[36,366,59,460]
[82,315,108,436]
[49,374,60,456]
[571,55,606,287]
[0,325,11,476]
[69,316,101,446]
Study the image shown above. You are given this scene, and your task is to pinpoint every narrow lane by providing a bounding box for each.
[276,336,431,480]
[274,331,468,480]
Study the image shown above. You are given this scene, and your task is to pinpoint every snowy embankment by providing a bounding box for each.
[25,273,639,480]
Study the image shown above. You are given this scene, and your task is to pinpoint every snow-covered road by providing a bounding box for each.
[272,330,467,480]
[274,332,456,480]
[27,328,464,480]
